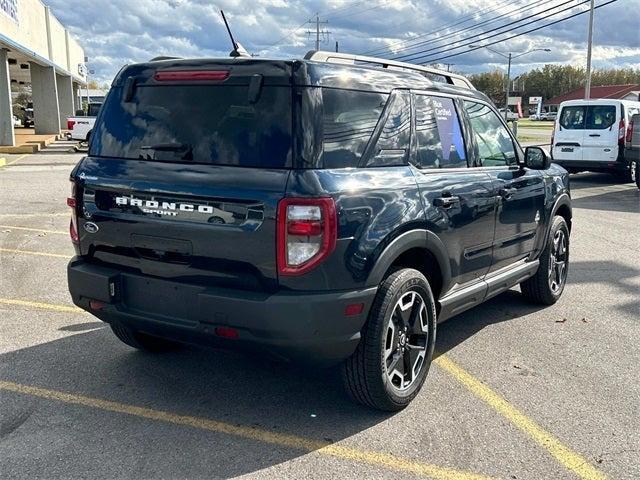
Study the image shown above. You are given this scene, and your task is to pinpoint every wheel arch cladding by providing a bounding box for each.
[367,230,451,299]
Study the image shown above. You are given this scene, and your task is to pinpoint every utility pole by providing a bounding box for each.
[505,53,512,122]
[443,63,454,72]
[306,13,329,51]
[585,0,595,99]
[335,41,339,53]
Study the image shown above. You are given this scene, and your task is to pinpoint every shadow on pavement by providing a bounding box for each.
[0,326,390,478]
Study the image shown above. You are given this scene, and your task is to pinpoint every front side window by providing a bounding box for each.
[414,95,466,169]
[463,101,517,167]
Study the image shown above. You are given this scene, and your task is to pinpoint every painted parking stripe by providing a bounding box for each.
[0,212,68,218]
[0,294,607,479]
[434,356,607,480]
[0,224,67,235]
[0,380,493,480]
[0,247,70,258]
[0,154,29,168]
[0,298,82,313]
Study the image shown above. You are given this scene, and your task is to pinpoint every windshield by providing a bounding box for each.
[90,85,292,167]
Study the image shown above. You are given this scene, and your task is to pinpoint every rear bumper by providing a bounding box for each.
[552,159,628,173]
[67,257,376,366]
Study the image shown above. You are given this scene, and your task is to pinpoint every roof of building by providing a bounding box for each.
[545,84,640,105]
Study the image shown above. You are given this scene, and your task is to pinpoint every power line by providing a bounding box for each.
[264,19,309,49]
[388,0,559,60]
[423,0,618,64]
[396,0,588,63]
[326,1,390,22]
[359,0,519,57]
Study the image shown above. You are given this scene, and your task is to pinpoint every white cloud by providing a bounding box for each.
[43,0,639,84]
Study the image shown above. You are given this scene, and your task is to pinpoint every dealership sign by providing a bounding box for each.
[529,96,543,104]
[0,0,18,23]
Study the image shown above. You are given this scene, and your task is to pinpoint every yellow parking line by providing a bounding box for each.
[0,298,82,313]
[0,224,67,235]
[0,213,69,218]
[0,153,29,168]
[0,247,70,258]
[435,356,607,480]
[0,380,492,480]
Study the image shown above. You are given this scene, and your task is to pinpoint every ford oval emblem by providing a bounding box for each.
[84,222,99,234]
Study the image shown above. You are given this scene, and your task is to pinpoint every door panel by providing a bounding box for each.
[411,94,496,290]
[581,103,619,163]
[461,100,545,273]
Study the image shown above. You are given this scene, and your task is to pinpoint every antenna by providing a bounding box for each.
[220,10,250,57]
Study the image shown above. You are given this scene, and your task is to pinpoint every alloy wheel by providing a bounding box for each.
[384,291,429,391]
[548,229,568,294]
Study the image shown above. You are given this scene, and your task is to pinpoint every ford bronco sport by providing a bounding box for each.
[67,51,572,411]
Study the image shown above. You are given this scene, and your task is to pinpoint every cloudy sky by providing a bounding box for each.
[45,0,639,85]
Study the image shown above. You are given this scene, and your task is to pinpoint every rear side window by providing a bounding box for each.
[364,90,411,167]
[414,95,466,169]
[91,85,292,168]
[321,89,387,168]
[559,104,617,130]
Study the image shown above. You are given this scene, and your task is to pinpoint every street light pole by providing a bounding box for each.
[469,45,550,121]
[585,0,595,99]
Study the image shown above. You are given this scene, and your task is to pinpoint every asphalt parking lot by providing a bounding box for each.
[0,150,638,480]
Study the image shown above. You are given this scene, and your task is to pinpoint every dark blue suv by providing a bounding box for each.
[67,52,571,411]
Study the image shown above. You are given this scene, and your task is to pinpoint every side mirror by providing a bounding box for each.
[524,146,551,170]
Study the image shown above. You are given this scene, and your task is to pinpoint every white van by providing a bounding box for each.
[551,99,640,179]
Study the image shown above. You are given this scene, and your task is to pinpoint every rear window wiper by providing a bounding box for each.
[140,142,190,152]
[139,143,193,161]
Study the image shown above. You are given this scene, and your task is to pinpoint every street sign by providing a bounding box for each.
[507,96,521,106]
[529,96,543,104]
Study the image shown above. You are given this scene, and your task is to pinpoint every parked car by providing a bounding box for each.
[67,51,571,411]
[498,108,518,121]
[551,99,640,180]
[540,111,557,121]
[12,115,21,127]
[66,102,102,142]
[625,113,640,188]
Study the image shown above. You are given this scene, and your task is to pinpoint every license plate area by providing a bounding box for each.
[122,275,200,327]
[561,147,574,152]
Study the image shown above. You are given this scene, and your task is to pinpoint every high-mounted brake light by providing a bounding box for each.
[153,70,230,82]
[277,198,337,276]
[67,120,75,130]
[627,119,634,143]
[68,180,79,245]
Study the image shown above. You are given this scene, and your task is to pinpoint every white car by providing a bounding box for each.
[12,115,21,127]
[66,102,102,142]
[498,108,518,121]
[552,99,640,179]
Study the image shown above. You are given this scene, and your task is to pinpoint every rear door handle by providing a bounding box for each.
[499,187,517,200]
[433,196,460,208]
[588,134,601,137]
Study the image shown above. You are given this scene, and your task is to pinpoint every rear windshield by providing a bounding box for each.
[90,85,292,167]
[559,105,617,130]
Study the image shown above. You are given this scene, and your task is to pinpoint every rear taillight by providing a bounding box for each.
[68,181,79,245]
[626,119,634,143]
[618,118,626,145]
[153,70,229,82]
[551,127,555,148]
[277,198,337,276]
[67,120,75,130]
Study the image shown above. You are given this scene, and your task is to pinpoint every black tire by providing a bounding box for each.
[520,216,570,305]
[110,322,180,353]
[632,159,639,189]
[342,268,437,411]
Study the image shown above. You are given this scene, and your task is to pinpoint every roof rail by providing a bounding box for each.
[304,51,475,90]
